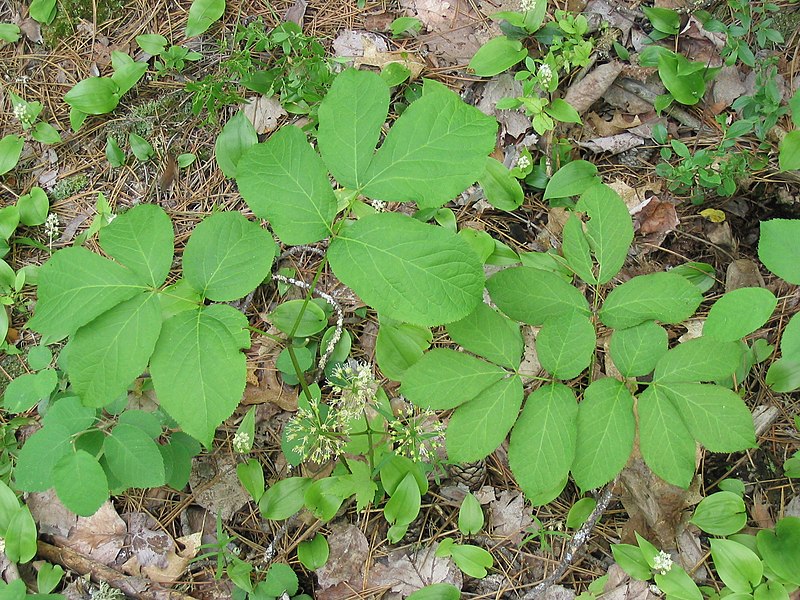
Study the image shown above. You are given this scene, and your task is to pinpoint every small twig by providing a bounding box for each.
[614,78,704,131]
[521,479,617,599]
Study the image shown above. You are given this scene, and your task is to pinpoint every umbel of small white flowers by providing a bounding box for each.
[652,550,673,576]
[232,430,251,454]
[520,0,537,11]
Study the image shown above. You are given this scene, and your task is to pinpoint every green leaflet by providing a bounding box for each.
[182,211,275,301]
[661,383,756,452]
[0,135,24,177]
[14,424,72,491]
[478,157,524,211]
[487,266,591,326]
[536,312,595,379]
[780,312,800,358]
[27,247,147,341]
[756,518,800,586]
[2,369,58,413]
[572,378,635,491]
[43,397,96,433]
[103,423,165,488]
[53,451,109,516]
[710,539,763,593]
[543,160,599,200]
[638,386,696,488]
[599,272,702,329]
[446,375,523,462]
[361,81,497,209]
[215,111,257,178]
[270,299,328,338]
[446,302,523,370]
[609,321,668,377]
[329,213,484,326]
[375,319,432,381]
[653,337,743,383]
[400,348,507,410]
[63,78,119,114]
[704,287,777,342]
[186,0,225,37]
[562,214,593,283]
[237,126,337,245]
[468,37,527,77]
[149,305,248,447]
[63,293,162,408]
[260,477,312,520]
[509,383,577,505]
[317,69,390,189]
[99,204,174,287]
[759,219,800,285]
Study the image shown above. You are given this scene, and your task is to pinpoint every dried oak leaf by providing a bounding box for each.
[577,133,644,155]
[633,197,680,236]
[315,523,370,590]
[489,489,534,545]
[242,96,287,134]
[368,545,462,596]
[61,502,127,566]
[188,454,251,521]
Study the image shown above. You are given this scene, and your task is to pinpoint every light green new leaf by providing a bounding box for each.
[780,312,800,358]
[185,0,225,37]
[0,24,21,43]
[14,424,73,491]
[779,130,800,171]
[375,319,432,381]
[32,122,62,144]
[329,213,484,326]
[704,287,777,342]
[215,111,257,178]
[487,266,591,326]
[4,506,37,563]
[104,423,165,488]
[269,299,328,337]
[653,337,743,383]
[3,369,58,413]
[63,293,161,408]
[361,83,497,209]
[509,383,578,505]
[400,348,507,410]
[150,305,248,446]
[756,517,800,586]
[0,135,24,176]
[562,213,594,283]
[572,378,635,491]
[478,157,524,211]
[543,160,599,200]
[237,126,337,245]
[64,78,119,115]
[638,386,696,488]
[29,0,57,24]
[609,321,668,377]
[468,36,527,77]
[458,493,484,536]
[446,375,523,462]
[28,247,146,341]
[661,383,756,451]
[53,450,109,516]
[599,272,702,329]
[17,187,49,226]
[766,358,800,392]
[536,312,595,379]
[384,472,421,526]
[544,98,582,124]
[446,302,523,369]
[711,539,763,593]
[759,219,800,285]
[100,204,174,287]
[317,68,389,188]
[183,211,275,301]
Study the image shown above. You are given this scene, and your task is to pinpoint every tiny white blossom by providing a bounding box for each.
[653,550,673,575]
[516,154,531,171]
[370,199,387,212]
[232,431,251,453]
[44,212,60,240]
[520,0,536,10]
[537,63,553,87]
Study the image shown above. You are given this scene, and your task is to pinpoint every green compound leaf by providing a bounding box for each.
[653,337,743,383]
[599,272,703,329]
[759,219,800,285]
[478,157,524,211]
[329,212,484,326]
[487,266,591,326]
[53,450,109,516]
[104,423,165,488]
[237,125,337,245]
[183,211,275,302]
[661,383,756,451]
[509,383,577,505]
[536,312,595,379]
[446,375,523,462]
[28,247,147,341]
[609,321,668,377]
[446,302,523,369]
[638,386,696,488]
[150,305,248,447]
[361,81,497,209]
[375,319,432,381]
[215,111,257,178]
[63,292,162,408]
[3,368,58,413]
[14,424,72,491]
[572,378,635,491]
[317,69,389,189]
[704,287,777,342]
[468,36,527,77]
[756,517,800,586]
[185,0,225,37]
[64,77,119,115]
[400,348,507,410]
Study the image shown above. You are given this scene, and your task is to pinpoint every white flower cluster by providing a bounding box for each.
[653,550,673,575]
[44,213,60,241]
[232,431,251,454]
[537,63,553,87]
[516,154,531,171]
[520,0,537,11]
[330,360,378,419]
[12,102,33,128]
[389,402,445,462]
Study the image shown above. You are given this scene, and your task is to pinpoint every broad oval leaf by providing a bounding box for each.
[17,187,49,226]
[4,507,37,563]
[766,358,800,392]
[759,219,800,285]
[63,293,162,408]
[376,319,432,381]
[100,204,174,287]
[14,424,72,491]
[407,583,461,600]
[361,82,497,209]
[64,78,119,115]
[487,266,590,326]
[3,369,58,413]
[329,212,484,326]
[572,378,635,491]
[704,287,777,342]
[446,375,523,462]
[610,321,668,377]
[509,383,577,505]
[446,302,523,369]
[150,305,248,447]
[185,0,225,37]
[27,247,146,341]
[756,517,800,586]
[780,312,800,357]
[43,396,97,433]
[400,348,507,410]
[710,539,762,593]
[103,423,166,488]
[478,157,524,211]
[468,36,527,77]
[691,491,747,535]
[543,160,599,200]
[653,337,743,383]
[599,272,702,329]
[562,213,594,283]
[458,493,484,535]
[270,299,328,338]
[215,111,257,178]
[237,126,337,245]
[536,312,595,379]
[53,450,109,517]
[0,135,24,176]
[384,472,421,526]
[317,68,390,188]
[183,211,275,301]
[298,534,329,571]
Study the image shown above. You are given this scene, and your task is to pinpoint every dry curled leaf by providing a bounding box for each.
[368,545,462,596]
[315,523,370,590]
[564,61,624,115]
[62,502,127,566]
[354,37,425,79]
[489,489,534,545]
[577,133,644,155]
[242,95,287,134]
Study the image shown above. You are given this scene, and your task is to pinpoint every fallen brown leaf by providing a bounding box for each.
[61,502,127,566]
[577,133,644,155]
[368,545,462,596]
[188,454,251,521]
[354,37,425,79]
[315,523,370,590]
[489,489,534,545]
[634,197,680,236]
[564,61,624,114]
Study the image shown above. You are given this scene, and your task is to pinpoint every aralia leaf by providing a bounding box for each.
[704,287,777,342]
[653,337,743,383]
[536,312,595,379]
[446,302,523,369]
[103,423,165,488]
[599,272,702,329]
[610,321,668,377]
